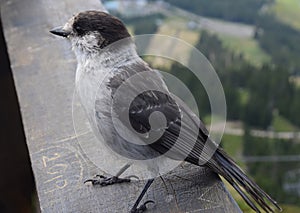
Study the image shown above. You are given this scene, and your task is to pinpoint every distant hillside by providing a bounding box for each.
[270,0,300,31]
[163,0,271,24]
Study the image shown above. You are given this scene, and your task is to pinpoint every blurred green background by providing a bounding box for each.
[104,0,300,212]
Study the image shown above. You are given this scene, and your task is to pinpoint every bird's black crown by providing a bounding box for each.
[73,11,131,47]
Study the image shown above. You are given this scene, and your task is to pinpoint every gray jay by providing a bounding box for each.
[50,11,281,213]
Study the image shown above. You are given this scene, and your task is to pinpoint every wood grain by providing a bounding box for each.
[0,0,241,212]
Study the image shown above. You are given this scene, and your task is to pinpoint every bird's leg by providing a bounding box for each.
[84,163,138,186]
[130,179,155,213]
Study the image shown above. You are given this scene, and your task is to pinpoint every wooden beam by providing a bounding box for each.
[0,0,241,212]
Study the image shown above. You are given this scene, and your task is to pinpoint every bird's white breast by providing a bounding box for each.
[74,43,141,123]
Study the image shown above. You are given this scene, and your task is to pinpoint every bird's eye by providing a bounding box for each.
[74,25,84,35]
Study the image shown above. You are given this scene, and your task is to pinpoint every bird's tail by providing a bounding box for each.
[210,148,282,213]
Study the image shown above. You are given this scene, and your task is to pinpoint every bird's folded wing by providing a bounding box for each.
[106,64,217,164]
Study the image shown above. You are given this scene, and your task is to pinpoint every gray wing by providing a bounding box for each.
[97,61,215,164]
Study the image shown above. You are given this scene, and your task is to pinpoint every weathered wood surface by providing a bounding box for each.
[0,0,241,212]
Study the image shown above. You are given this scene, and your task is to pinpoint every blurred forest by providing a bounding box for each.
[106,0,300,212]
[163,0,268,24]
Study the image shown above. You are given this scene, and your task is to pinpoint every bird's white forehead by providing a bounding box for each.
[63,16,75,31]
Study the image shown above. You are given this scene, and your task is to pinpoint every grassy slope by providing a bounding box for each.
[221,134,243,159]
[272,114,298,132]
[129,14,270,67]
[148,17,200,68]
[217,35,271,67]
[270,0,300,31]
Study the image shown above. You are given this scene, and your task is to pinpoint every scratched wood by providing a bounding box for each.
[0,0,241,212]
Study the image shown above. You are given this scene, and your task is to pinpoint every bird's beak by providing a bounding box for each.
[50,26,71,37]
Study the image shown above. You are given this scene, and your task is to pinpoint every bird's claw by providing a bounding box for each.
[130,200,155,213]
[84,174,139,186]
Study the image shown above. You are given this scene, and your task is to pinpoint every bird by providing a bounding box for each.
[50,10,282,213]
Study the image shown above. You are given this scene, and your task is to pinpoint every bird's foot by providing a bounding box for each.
[84,174,139,186]
[130,200,155,213]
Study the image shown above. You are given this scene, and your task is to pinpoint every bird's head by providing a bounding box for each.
[50,11,131,54]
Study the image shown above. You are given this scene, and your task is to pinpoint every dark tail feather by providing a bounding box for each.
[211,149,282,213]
